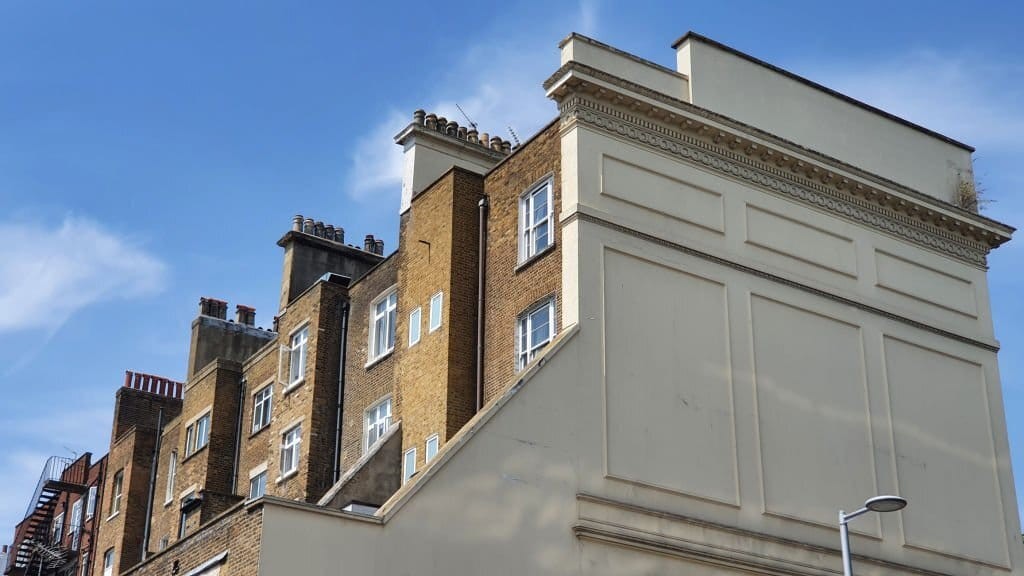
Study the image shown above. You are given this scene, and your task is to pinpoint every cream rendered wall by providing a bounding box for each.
[676,37,973,204]
[562,118,1021,574]
[559,34,690,102]
[398,132,498,213]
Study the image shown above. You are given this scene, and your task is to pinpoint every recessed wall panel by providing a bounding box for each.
[745,204,858,277]
[884,337,1009,566]
[601,155,725,233]
[603,248,737,505]
[750,295,877,531]
[875,250,978,318]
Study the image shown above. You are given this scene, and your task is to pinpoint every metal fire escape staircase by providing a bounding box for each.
[10,457,87,575]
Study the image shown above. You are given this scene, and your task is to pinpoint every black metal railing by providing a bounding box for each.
[22,456,86,521]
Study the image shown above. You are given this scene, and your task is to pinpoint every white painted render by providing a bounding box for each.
[676,35,974,203]
[559,34,690,103]
[395,128,500,213]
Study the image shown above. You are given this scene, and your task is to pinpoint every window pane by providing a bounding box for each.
[387,308,396,348]
[409,308,421,345]
[426,436,439,462]
[533,187,548,220]
[375,317,386,356]
[403,449,416,483]
[429,293,442,331]
[530,307,550,343]
[533,220,549,252]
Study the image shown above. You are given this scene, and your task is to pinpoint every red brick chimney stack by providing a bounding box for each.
[198,297,228,320]
[235,305,256,327]
[122,370,184,399]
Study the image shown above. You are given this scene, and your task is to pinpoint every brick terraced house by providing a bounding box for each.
[6,31,1024,576]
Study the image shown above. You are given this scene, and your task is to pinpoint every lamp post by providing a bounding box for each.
[839,495,907,576]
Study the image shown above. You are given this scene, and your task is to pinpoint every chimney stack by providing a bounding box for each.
[199,297,228,320]
[375,239,384,255]
[364,234,376,252]
[278,215,380,310]
[236,305,256,326]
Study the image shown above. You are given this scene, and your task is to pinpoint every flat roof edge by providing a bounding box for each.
[671,31,975,152]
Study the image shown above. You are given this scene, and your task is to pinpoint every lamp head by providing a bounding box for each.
[864,495,907,513]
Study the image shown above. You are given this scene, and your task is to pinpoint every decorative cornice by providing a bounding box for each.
[545,62,1012,266]
[567,209,999,352]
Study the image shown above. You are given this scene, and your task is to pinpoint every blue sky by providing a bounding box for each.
[1,0,1022,542]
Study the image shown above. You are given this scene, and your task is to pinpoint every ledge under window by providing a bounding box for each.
[515,241,556,274]
[181,444,208,464]
[249,423,270,440]
[282,378,305,395]
[365,349,393,370]
[276,469,298,484]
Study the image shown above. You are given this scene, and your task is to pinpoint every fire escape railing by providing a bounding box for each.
[22,457,81,521]
[9,456,88,574]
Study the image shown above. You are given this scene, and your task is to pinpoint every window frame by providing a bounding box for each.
[252,384,273,433]
[165,451,177,505]
[518,178,554,264]
[102,548,114,576]
[428,292,443,333]
[108,470,123,518]
[186,412,211,456]
[178,490,196,539]
[408,307,421,347]
[249,470,268,499]
[280,424,302,478]
[52,511,64,544]
[85,485,97,519]
[402,447,417,484]
[368,288,398,363]
[364,396,393,451]
[80,552,89,576]
[425,434,439,463]
[287,324,309,388]
[70,498,83,550]
[516,297,557,372]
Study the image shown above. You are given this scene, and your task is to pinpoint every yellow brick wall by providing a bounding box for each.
[482,120,563,402]
[339,257,399,471]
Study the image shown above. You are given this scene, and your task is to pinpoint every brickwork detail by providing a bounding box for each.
[482,121,563,402]
[123,504,262,576]
[339,258,399,471]
[396,168,484,467]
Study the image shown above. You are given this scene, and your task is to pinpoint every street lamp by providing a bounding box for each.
[839,495,907,576]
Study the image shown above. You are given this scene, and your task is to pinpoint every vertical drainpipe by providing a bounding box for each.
[333,300,350,483]
[475,196,489,412]
[141,408,163,560]
[230,377,247,496]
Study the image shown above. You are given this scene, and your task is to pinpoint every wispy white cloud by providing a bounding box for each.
[346,1,600,200]
[0,216,167,333]
[804,50,1024,153]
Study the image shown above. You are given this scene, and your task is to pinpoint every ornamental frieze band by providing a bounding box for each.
[556,93,991,268]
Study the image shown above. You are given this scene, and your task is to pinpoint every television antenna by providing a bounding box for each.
[455,103,478,131]
[507,125,521,147]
